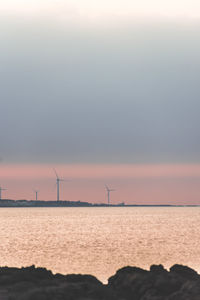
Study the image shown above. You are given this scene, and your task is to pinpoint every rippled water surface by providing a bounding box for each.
[0,207,200,282]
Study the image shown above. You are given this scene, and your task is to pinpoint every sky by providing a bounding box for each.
[0,0,200,203]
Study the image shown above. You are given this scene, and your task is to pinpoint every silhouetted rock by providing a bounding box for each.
[108,264,200,300]
[150,264,166,274]
[0,264,199,299]
[169,264,198,280]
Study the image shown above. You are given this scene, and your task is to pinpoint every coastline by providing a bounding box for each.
[0,264,199,299]
[0,199,199,207]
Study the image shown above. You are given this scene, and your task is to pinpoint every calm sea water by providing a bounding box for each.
[0,207,199,282]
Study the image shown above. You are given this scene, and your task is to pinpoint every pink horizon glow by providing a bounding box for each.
[0,163,200,205]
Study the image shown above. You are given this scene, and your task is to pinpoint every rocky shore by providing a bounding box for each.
[0,264,199,299]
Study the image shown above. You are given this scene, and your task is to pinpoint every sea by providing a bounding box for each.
[0,207,199,282]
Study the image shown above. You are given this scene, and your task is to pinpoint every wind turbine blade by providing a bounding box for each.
[105,185,109,191]
[53,168,59,179]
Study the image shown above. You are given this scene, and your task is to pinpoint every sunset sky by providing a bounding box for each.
[0,1,200,204]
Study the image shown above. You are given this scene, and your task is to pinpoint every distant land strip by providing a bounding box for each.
[0,200,199,207]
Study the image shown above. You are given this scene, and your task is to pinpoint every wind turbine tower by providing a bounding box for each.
[34,190,39,201]
[105,185,115,205]
[54,169,65,201]
[0,186,7,200]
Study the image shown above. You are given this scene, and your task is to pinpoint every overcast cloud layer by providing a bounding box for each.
[0,6,200,164]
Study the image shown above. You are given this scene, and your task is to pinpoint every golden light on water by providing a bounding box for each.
[0,207,199,282]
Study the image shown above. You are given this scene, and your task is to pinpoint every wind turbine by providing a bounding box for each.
[33,190,39,201]
[53,169,66,201]
[0,186,7,200]
[105,185,115,205]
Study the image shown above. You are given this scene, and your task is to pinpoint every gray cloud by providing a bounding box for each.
[1,19,200,163]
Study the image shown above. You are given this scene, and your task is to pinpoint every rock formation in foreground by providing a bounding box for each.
[0,264,199,299]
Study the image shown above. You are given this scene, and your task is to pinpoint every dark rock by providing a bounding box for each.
[108,266,152,300]
[108,264,200,300]
[0,264,199,299]
[169,264,198,280]
[65,273,102,285]
[150,265,166,274]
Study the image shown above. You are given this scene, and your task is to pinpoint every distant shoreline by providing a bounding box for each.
[0,199,199,207]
